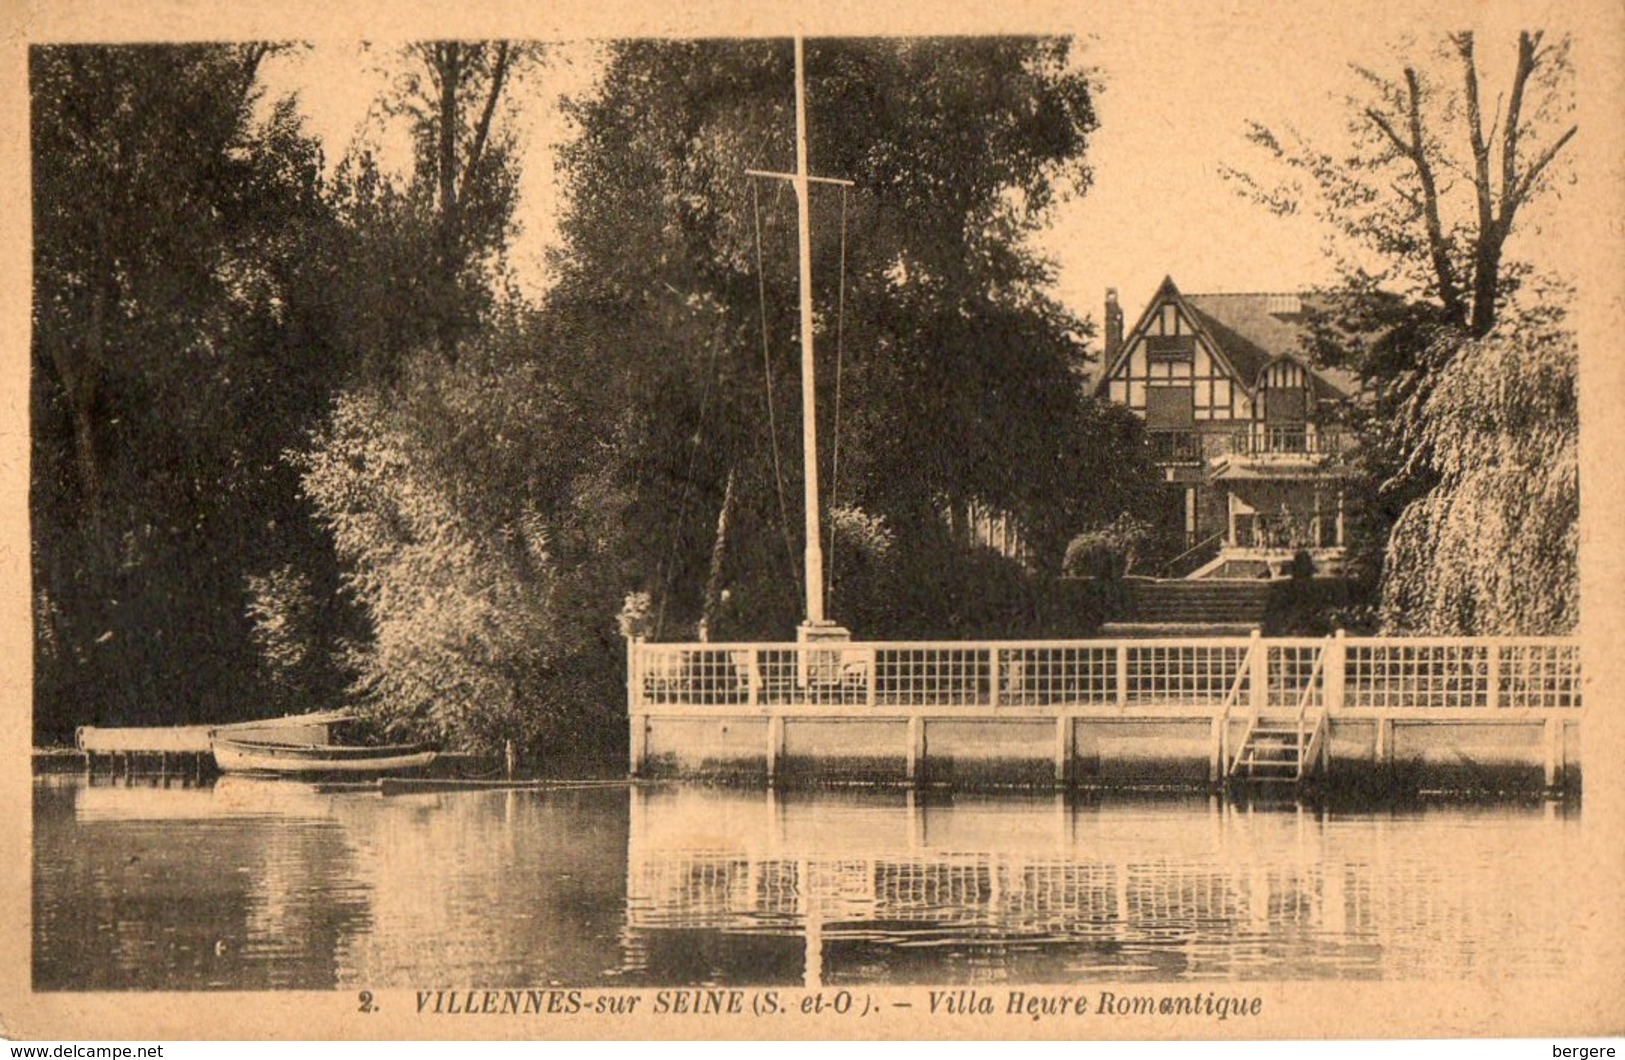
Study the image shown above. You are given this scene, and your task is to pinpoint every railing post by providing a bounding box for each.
[866,647,878,707]
[1249,630,1267,715]
[626,637,643,712]
[1209,714,1224,784]
[1116,643,1129,709]
[1054,715,1069,785]
[747,649,760,707]
[626,638,645,776]
[1326,630,1346,715]
[907,714,924,784]
[767,714,784,784]
[1485,642,1501,710]
[988,647,1001,708]
[1544,716,1561,788]
[629,715,648,777]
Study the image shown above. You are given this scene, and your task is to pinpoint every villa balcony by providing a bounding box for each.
[1209,426,1352,480]
[1146,430,1203,465]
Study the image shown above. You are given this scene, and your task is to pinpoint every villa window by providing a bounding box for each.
[1265,385,1308,424]
[1145,385,1195,428]
[1146,334,1195,363]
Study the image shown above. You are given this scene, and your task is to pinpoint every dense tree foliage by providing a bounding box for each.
[315,43,542,380]
[297,325,629,755]
[550,37,1153,640]
[1230,31,1577,631]
[31,45,358,739]
[387,42,541,360]
[33,37,1156,754]
[1380,307,1576,634]
[287,41,612,754]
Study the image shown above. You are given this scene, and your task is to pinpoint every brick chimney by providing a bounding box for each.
[1104,288,1124,362]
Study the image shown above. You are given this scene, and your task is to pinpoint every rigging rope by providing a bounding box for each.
[826,185,849,605]
[752,179,804,600]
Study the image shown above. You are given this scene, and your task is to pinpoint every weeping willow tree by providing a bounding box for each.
[1380,305,1577,635]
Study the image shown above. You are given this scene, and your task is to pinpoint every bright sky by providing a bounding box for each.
[260,41,608,292]
[1041,3,1580,328]
[259,6,1581,346]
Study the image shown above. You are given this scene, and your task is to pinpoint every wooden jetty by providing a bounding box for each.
[74,709,353,779]
[626,631,1582,794]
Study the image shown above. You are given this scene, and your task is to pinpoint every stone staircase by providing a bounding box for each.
[1102,578,1272,637]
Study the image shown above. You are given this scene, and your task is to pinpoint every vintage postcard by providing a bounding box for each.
[3,0,1623,1043]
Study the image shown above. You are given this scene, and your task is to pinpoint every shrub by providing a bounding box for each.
[1063,514,1152,579]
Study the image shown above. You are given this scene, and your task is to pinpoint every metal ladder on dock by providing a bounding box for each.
[1227,643,1329,787]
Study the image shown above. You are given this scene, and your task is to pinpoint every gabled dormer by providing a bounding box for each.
[1095,277,1353,430]
[1096,277,1258,432]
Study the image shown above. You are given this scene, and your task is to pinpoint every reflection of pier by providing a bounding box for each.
[628,634,1581,791]
[622,787,1576,985]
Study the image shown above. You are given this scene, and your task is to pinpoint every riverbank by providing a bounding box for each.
[32,746,630,783]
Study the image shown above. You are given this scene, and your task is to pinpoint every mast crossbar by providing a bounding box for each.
[745,168,855,187]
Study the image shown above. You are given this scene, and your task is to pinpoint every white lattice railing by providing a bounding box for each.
[1342,638,1581,710]
[628,635,1581,713]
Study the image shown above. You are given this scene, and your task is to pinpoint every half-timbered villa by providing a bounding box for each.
[1097,277,1357,578]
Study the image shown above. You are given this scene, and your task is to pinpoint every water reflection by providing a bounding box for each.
[34,776,628,990]
[34,777,1583,990]
[622,787,1582,985]
[34,776,370,990]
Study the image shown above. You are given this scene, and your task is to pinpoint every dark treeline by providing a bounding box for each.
[32,39,1158,757]
[33,45,361,741]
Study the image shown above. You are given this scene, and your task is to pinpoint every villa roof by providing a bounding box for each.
[1180,290,1358,400]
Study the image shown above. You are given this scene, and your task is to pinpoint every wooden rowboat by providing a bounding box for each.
[210,733,437,778]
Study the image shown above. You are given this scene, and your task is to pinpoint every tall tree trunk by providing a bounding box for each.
[1453,29,1576,338]
[1456,32,1498,340]
[1469,238,1504,338]
[45,287,109,521]
[700,466,736,640]
[435,43,463,362]
[425,41,515,365]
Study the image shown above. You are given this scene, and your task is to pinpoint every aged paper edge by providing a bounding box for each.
[0,0,1621,1041]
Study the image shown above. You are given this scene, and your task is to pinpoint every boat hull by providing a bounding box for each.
[211,737,437,778]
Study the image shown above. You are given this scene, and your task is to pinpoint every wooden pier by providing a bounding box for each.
[627,631,1582,793]
[73,710,352,779]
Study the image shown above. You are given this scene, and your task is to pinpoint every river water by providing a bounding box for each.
[33,776,1589,990]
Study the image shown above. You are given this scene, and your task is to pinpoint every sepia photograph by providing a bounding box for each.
[4,0,1622,1042]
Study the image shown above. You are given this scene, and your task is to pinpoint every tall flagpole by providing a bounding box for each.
[792,36,826,627]
[744,38,852,643]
